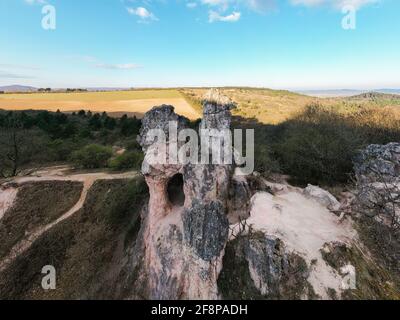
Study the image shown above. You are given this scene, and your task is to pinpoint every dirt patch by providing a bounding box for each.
[0,187,18,221]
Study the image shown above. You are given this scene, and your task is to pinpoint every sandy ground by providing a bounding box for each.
[0,166,138,273]
[0,187,18,221]
[230,182,357,299]
[0,98,200,120]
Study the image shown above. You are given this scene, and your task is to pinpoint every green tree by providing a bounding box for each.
[70,144,112,169]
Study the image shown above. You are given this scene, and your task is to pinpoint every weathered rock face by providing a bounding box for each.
[354,143,400,182]
[137,90,237,299]
[354,143,400,227]
[218,232,312,300]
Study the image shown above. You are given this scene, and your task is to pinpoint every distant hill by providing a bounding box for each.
[298,89,400,98]
[0,85,37,93]
[0,85,131,93]
[348,91,400,101]
[297,89,363,97]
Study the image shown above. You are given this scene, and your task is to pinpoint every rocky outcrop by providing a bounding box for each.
[132,90,395,300]
[218,232,313,300]
[354,143,400,227]
[354,143,400,182]
[136,90,240,299]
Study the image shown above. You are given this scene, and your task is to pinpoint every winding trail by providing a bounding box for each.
[0,166,138,273]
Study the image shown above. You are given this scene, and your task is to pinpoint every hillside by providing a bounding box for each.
[347,91,400,101]
[0,85,37,93]
[181,87,400,125]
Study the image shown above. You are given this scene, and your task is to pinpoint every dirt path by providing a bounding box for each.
[0,167,138,273]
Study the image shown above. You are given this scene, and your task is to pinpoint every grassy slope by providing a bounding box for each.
[0,177,148,300]
[0,181,83,260]
[181,88,400,124]
[181,87,324,124]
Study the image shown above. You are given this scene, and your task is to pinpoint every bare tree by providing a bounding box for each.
[0,116,25,178]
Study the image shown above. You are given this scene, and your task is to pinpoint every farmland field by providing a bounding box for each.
[0,89,200,119]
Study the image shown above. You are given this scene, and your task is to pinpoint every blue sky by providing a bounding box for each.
[0,0,399,90]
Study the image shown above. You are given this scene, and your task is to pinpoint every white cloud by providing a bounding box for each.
[290,0,380,10]
[209,10,241,22]
[202,0,231,11]
[0,70,35,79]
[24,0,47,5]
[245,0,276,13]
[95,63,140,70]
[126,6,158,22]
[0,64,40,70]
[68,55,140,70]
[192,0,380,13]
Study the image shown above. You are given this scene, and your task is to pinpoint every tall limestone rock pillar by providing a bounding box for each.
[137,90,235,299]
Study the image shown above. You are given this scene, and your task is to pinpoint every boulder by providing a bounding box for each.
[303,184,341,211]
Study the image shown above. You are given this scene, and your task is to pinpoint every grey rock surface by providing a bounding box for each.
[354,142,400,182]
[183,199,229,261]
[354,143,400,226]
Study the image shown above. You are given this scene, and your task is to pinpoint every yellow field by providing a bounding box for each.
[0,89,201,120]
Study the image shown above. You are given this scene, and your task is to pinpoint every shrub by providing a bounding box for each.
[48,138,81,161]
[270,104,400,185]
[70,144,112,169]
[108,151,143,171]
[125,138,141,151]
[254,144,280,177]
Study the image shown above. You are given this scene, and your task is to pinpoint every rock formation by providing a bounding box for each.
[132,91,398,300]
[354,142,400,182]
[136,90,239,299]
[354,143,400,227]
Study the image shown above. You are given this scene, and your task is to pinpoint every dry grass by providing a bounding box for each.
[0,177,148,300]
[181,87,322,124]
[181,87,400,124]
[0,181,83,260]
[0,89,200,120]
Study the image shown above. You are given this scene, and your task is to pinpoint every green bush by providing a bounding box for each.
[125,138,141,151]
[70,144,112,169]
[253,104,400,186]
[48,138,81,161]
[108,151,143,171]
[254,144,280,177]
